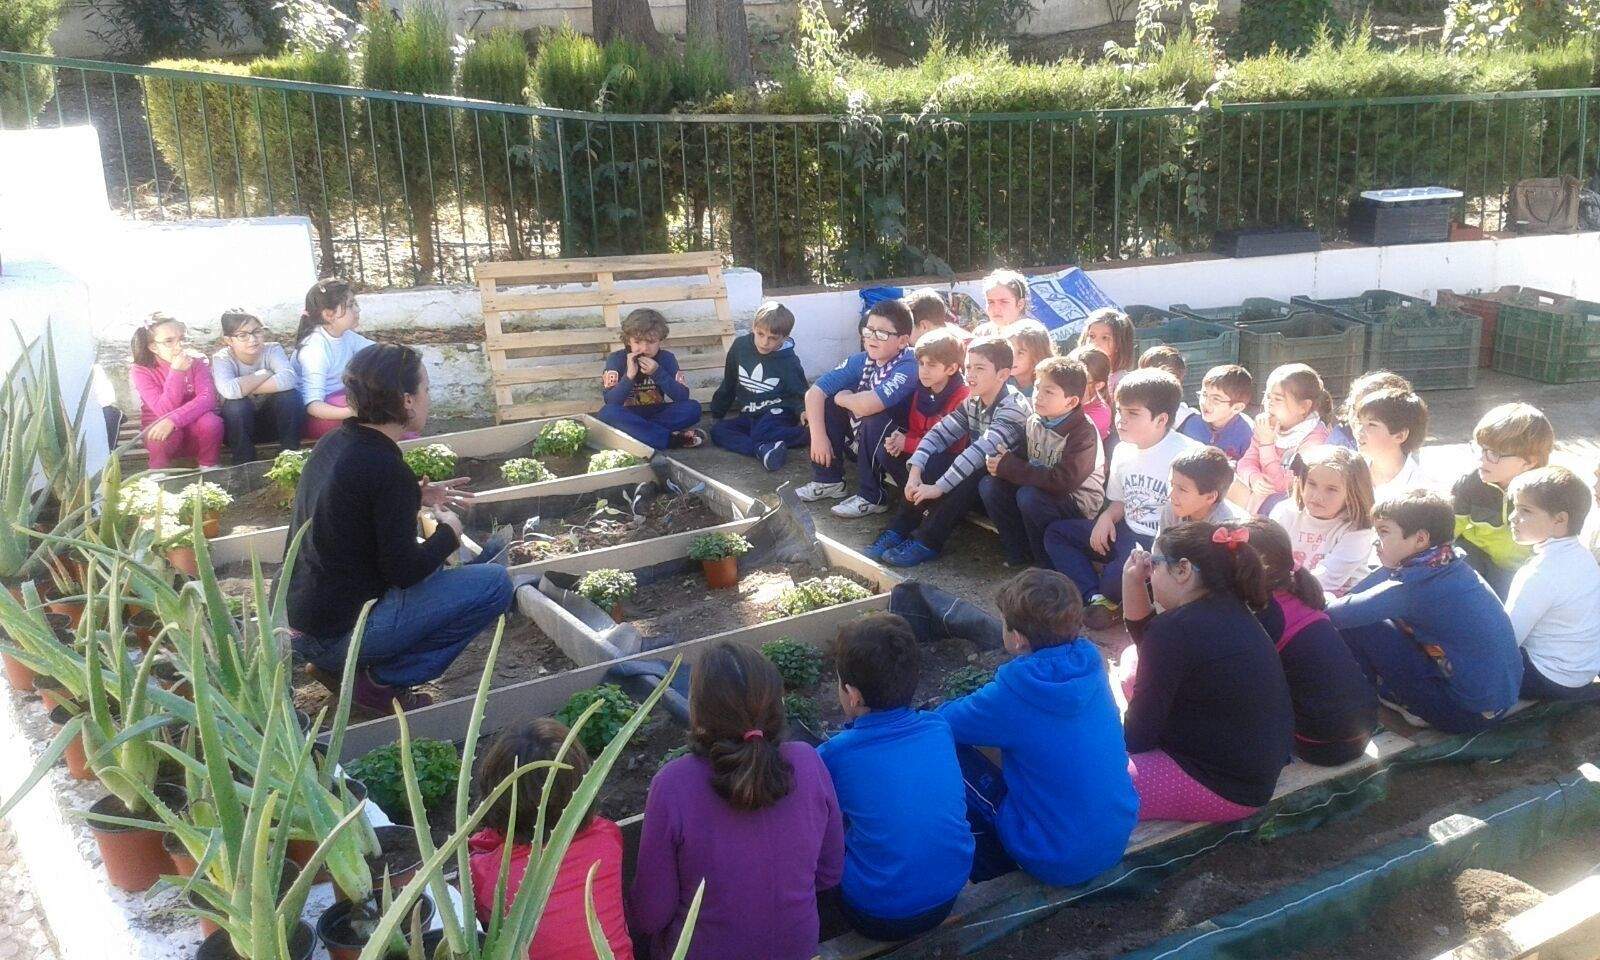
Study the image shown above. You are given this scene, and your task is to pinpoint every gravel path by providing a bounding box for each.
[0,821,61,960]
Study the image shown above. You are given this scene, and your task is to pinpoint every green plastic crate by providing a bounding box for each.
[1236,312,1367,399]
[1133,317,1240,398]
[1292,290,1479,391]
[1170,298,1299,326]
[1492,294,1600,384]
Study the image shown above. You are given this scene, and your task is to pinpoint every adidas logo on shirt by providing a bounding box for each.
[739,362,781,396]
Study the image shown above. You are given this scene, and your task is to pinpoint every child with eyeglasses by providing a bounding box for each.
[211,310,305,464]
[130,313,223,469]
[1451,403,1554,598]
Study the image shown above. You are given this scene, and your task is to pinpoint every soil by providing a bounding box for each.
[216,485,293,536]
[624,563,879,645]
[593,717,691,822]
[795,635,1013,743]
[501,488,723,564]
[368,826,422,884]
[421,614,568,706]
[456,449,587,492]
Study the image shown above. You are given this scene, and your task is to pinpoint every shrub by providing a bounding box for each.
[143,60,261,217]
[0,0,60,127]
[773,576,872,618]
[345,738,460,821]
[500,457,555,485]
[587,450,644,473]
[79,0,284,59]
[1234,0,1341,56]
[531,418,588,457]
[556,684,637,754]
[941,665,995,699]
[761,637,822,690]
[176,481,233,515]
[459,30,537,259]
[576,568,637,609]
[265,448,312,492]
[783,693,820,728]
[403,443,458,481]
[687,532,752,562]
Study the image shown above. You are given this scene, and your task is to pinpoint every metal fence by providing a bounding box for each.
[2,50,1596,289]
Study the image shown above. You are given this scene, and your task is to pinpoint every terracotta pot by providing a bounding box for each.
[317,893,434,960]
[164,830,197,878]
[202,513,221,539]
[45,598,84,630]
[610,603,625,624]
[34,676,73,712]
[702,556,739,589]
[167,546,199,578]
[1,652,37,692]
[86,786,184,892]
[49,706,95,781]
[197,921,315,960]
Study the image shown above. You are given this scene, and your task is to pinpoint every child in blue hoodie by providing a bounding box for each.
[708,302,811,471]
[936,570,1138,884]
[597,308,705,450]
[818,613,974,941]
[1327,491,1523,733]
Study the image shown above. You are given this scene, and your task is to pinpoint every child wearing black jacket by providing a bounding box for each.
[709,302,810,471]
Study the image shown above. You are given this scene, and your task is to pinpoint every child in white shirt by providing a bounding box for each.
[1269,446,1376,597]
[1506,467,1600,701]
[1353,387,1436,503]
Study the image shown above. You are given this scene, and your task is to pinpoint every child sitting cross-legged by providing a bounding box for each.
[1005,320,1054,399]
[1268,446,1377,598]
[598,308,706,451]
[1504,467,1600,702]
[979,356,1105,568]
[1353,387,1435,502]
[1118,521,1295,822]
[708,301,810,471]
[468,719,633,960]
[1044,369,1203,629]
[1233,363,1334,515]
[1137,346,1197,431]
[1244,518,1379,766]
[937,570,1138,883]
[1068,345,1114,443]
[817,613,975,941]
[1179,364,1254,462]
[1453,402,1554,598]
[631,642,844,960]
[875,330,969,496]
[868,337,1031,568]
[1327,492,1523,733]
[1159,446,1247,531]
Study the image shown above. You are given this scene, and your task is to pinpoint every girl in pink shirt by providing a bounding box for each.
[129,314,223,468]
[1078,308,1135,399]
[1234,363,1333,515]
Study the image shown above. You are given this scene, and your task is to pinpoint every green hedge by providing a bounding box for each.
[0,0,60,127]
[142,60,261,217]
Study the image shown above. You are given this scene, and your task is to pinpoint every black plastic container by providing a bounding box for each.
[1211,225,1322,258]
[1349,187,1460,245]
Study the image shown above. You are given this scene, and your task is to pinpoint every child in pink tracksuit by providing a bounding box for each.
[130,314,223,468]
[1233,363,1333,516]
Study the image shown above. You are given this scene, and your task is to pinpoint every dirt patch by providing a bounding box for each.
[503,489,723,563]
[625,563,879,644]
[217,485,293,536]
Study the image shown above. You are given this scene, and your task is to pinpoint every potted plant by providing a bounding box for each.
[575,569,636,623]
[264,448,312,496]
[161,523,200,578]
[530,418,587,458]
[177,481,234,538]
[687,532,752,589]
[402,444,458,482]
[586,449,644,473]
[499,457,554,486]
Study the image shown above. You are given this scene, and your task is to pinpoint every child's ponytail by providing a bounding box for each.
[1238,517,1327,610]
[1273,363,1334,426]
[295,277,354,349]
[1154,520,1271,610]
[130,313,179,369]
[689,642,793,812]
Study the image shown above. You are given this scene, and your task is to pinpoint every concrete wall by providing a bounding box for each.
[50,0,267,59]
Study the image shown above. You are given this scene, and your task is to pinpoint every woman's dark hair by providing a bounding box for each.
[477,718,592,843]
[130,313,181,369]
[689,642,792,811]
[344,343,423,426]
[1153,520,1271,610]
[1239,517,1325,611]
[219,310,260,339]
[294,277,355,348]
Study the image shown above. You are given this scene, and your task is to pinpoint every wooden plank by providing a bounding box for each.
[1428,875,1600,960]
[489,351,726,386]
[473,251,722,280]
[485,320,732,352]
[483,281,726,314]
[598,271,620,332]
[467,463,657,506]
[482,276,512,417]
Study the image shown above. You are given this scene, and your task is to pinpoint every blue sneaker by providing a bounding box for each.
[864,530,905,561]
[759,441,789,472]
[884,538,940,568]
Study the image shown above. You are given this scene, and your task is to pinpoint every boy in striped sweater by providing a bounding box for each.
[868,337,1031,568]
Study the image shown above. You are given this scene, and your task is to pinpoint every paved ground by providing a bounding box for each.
[0,821,61,960]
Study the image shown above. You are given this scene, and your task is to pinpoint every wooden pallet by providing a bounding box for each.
[476,252,736,423]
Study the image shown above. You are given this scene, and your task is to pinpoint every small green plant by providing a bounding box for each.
[761,637,822,690]
[587,450,644,473]
[783,694,820,728]
[403,443,458,481]
[556,684,637,754]
[658,742,691,768]
[265,448,312,492]
[177,480,233,515]
[941,665,995,699]
[575,568,637,610]
[688,532,753,562]
[773,576,872,618]
[345,738,461,822]
[532,418,588,457]
[500,457,556,485]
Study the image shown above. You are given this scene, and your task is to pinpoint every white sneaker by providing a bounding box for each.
[795,480,847,502]
[831,494,889,518]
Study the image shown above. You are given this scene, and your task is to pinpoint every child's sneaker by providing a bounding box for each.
[759,441,789,472]
[884,538,939,567]
[864,530,905,561]
[670,428,707,449]
[796,480,847,501]
[832,495,889,519]
[1082,595,1122,630]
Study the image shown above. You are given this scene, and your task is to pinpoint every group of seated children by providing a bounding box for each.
[128,278,377,468]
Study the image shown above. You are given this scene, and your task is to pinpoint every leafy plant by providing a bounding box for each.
[403,443,459,481]
[587,450,644,473]
[783,693,820,728]
[773,576,873,618]
[265,448,312,492]
[1234,0,1340,56]
[658,742,691,768]
[0,0,60,126]
[500,457,556,485]
[460,29,537,259]
[687,532,752,562]
[347,738,461,821]
[941,665,995,699]
[761,637,822,690]
[531,418,589,457]
[177,480,233,515]
[575,569,637,610]
[555,684,638,754]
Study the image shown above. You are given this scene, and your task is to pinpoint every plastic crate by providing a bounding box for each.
[1170,298,1300,326]
[1292,290,1480,391]
[1437,286,1565,370]
[1133,318,1240,398]
[1492,293,1600,384]
[1236,313,1367,399]
[1212,226,1321,258]
[1126,304,1186,328]
[1349,187,1461,245]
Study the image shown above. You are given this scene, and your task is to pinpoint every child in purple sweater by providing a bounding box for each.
[630,642,844,960]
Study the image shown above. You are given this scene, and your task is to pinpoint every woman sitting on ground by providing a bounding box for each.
[294,277,374,441]
[285,343,513,711]
[129,313,224,469]
[211,309,305,465]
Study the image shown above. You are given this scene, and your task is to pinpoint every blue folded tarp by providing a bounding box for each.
[1026,267,1120,343]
